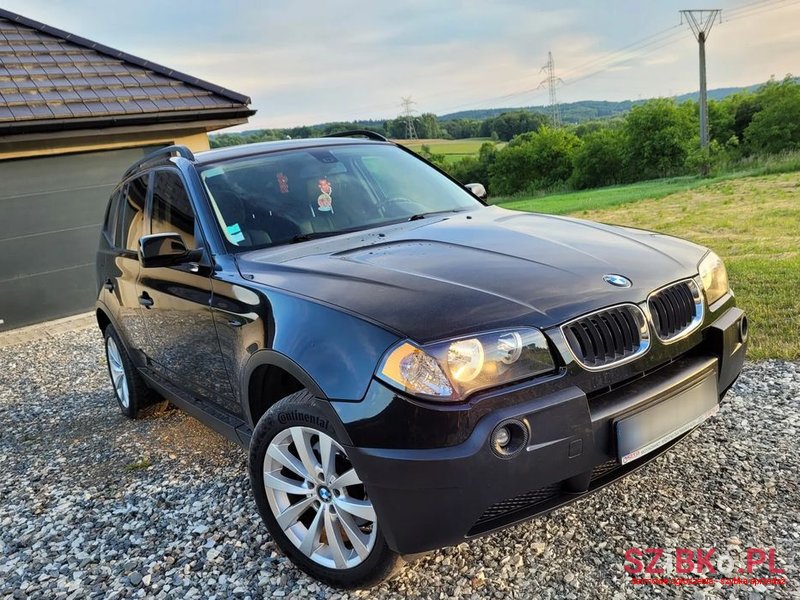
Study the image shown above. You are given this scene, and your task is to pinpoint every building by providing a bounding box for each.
[0,9,254,329]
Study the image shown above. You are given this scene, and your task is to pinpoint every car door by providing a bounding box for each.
[137,168,236,410]
[103,174,151,355]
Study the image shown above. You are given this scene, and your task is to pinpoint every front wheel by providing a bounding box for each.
[249,391,402,588]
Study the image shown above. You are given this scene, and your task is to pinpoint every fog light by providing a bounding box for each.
[493,426,511,448]
[490,419,530,458]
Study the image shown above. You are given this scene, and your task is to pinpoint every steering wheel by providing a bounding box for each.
[381,197,427,218]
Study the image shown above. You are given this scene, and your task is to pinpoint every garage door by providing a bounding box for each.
[0,146,162,330]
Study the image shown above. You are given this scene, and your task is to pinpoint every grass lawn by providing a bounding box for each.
[502,172,800,360]
[398,138,505,164]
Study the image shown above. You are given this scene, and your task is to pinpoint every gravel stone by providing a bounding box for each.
[0,328,797,598]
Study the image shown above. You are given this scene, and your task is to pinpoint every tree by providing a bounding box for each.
[449,142,498,187]
[489,127,581,195]
[570,128,627,189]
[479,111,548,141]
[623,98,694,179]
[744,77,800,154]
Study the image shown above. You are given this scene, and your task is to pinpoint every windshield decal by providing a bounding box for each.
[226,222,245,244]
[317,178,334,213]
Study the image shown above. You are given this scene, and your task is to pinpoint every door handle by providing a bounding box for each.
[103,279,114,291]
[138,293,154,308]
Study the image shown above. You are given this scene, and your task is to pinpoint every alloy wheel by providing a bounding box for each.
[106,336,129,409]
[263,426,377,569]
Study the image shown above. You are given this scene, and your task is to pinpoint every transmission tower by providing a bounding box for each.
[680,9,721,153]
[539,51,562,127]
[400,96,418,140]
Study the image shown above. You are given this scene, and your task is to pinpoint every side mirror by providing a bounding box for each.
[465,183,487,200]
[139,233,202,268]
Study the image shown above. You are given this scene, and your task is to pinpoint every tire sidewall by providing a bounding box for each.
[249,392,399,588]
[103,326,135,418]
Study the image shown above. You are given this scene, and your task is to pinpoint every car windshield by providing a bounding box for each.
[197,143,482,251]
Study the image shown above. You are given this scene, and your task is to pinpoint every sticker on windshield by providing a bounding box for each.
[226,222,245,244]
[317,178,333,213]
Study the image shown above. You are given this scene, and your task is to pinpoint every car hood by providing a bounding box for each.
[236,206,708,343]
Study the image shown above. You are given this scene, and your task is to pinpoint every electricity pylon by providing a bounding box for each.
[680,9,722,151]
[400,96,418,140]
[539,51,562,127]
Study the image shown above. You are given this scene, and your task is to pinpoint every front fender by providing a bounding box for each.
[211,278,401,409]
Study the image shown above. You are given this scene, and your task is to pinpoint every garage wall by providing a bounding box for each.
[0,146,162,329]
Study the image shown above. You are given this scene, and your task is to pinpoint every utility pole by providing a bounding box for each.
[539,51,562,128]
[680,10,721,153]
[400,96,418,140]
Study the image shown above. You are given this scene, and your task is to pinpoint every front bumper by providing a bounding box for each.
[341,306,747,555]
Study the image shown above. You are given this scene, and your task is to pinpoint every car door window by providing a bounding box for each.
[151,170,197,249]
[103,187,122,246]
[116,175,148,251]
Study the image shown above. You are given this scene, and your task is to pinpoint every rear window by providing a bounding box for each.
[116,174,148,251]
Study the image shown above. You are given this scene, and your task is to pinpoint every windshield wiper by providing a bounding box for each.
[290,231,341,244]
[290,224,377,244]
[407,209,465,221]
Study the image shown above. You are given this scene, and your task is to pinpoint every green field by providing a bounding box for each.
[500,172,800,360]
[398,138,503,164]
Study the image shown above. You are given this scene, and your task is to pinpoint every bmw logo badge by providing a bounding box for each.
[603,274,632,288]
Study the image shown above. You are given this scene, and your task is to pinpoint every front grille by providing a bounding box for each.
[647,279,703,342]
[562,304,649,370]
[474,483,561,528]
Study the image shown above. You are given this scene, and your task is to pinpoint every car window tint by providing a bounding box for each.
[151,170,197,249]
[103,188,122,246]
[116,175,148,252]
[199,144,482,252]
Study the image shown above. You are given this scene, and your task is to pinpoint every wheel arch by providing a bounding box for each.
[243,350,329,429]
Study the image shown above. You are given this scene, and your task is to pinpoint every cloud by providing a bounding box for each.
[2,0,797,128]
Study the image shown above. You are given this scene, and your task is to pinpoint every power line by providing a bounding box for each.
[726,0,800,20]
[539,51,562,127]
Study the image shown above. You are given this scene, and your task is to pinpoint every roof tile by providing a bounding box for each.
[0,10,252,126]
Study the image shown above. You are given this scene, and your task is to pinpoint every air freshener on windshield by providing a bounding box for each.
[317,178,333,213]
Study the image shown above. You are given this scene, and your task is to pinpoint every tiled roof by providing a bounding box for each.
[0,9,254,131]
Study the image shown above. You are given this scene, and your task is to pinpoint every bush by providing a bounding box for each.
[623,98,694,178]
[745,77,800,154]
[489,127,581,195]
[570,128,627,189]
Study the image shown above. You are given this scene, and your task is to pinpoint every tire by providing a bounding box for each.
[103,325,161,419]
[249,391,403,589]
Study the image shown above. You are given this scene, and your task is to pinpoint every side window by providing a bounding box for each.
[151,170,198,249]
[103,188,122,245]
[116,175,148,251]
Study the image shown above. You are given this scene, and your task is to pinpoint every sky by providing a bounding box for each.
[3,0,799,130]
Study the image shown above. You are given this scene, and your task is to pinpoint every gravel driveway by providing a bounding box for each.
[0,326,797,599]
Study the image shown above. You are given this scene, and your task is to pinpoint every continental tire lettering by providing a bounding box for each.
[277,410,330,430]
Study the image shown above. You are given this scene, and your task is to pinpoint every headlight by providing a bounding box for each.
[698,251,730,306]
[377,328,555,402]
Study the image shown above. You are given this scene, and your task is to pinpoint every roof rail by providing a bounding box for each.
[124,145,196,177]
[324,129,389,142]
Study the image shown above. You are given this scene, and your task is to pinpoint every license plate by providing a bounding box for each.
[616,371,719,465]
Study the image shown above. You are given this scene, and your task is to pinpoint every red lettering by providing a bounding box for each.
[744,548,767,573]
[768,549,785,574]
[676,548,694,574]
[624,548,644,574]
[644,547,664,574]
[695,548,716,574]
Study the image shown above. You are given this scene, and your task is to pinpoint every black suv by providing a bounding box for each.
[96,132,746,588]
